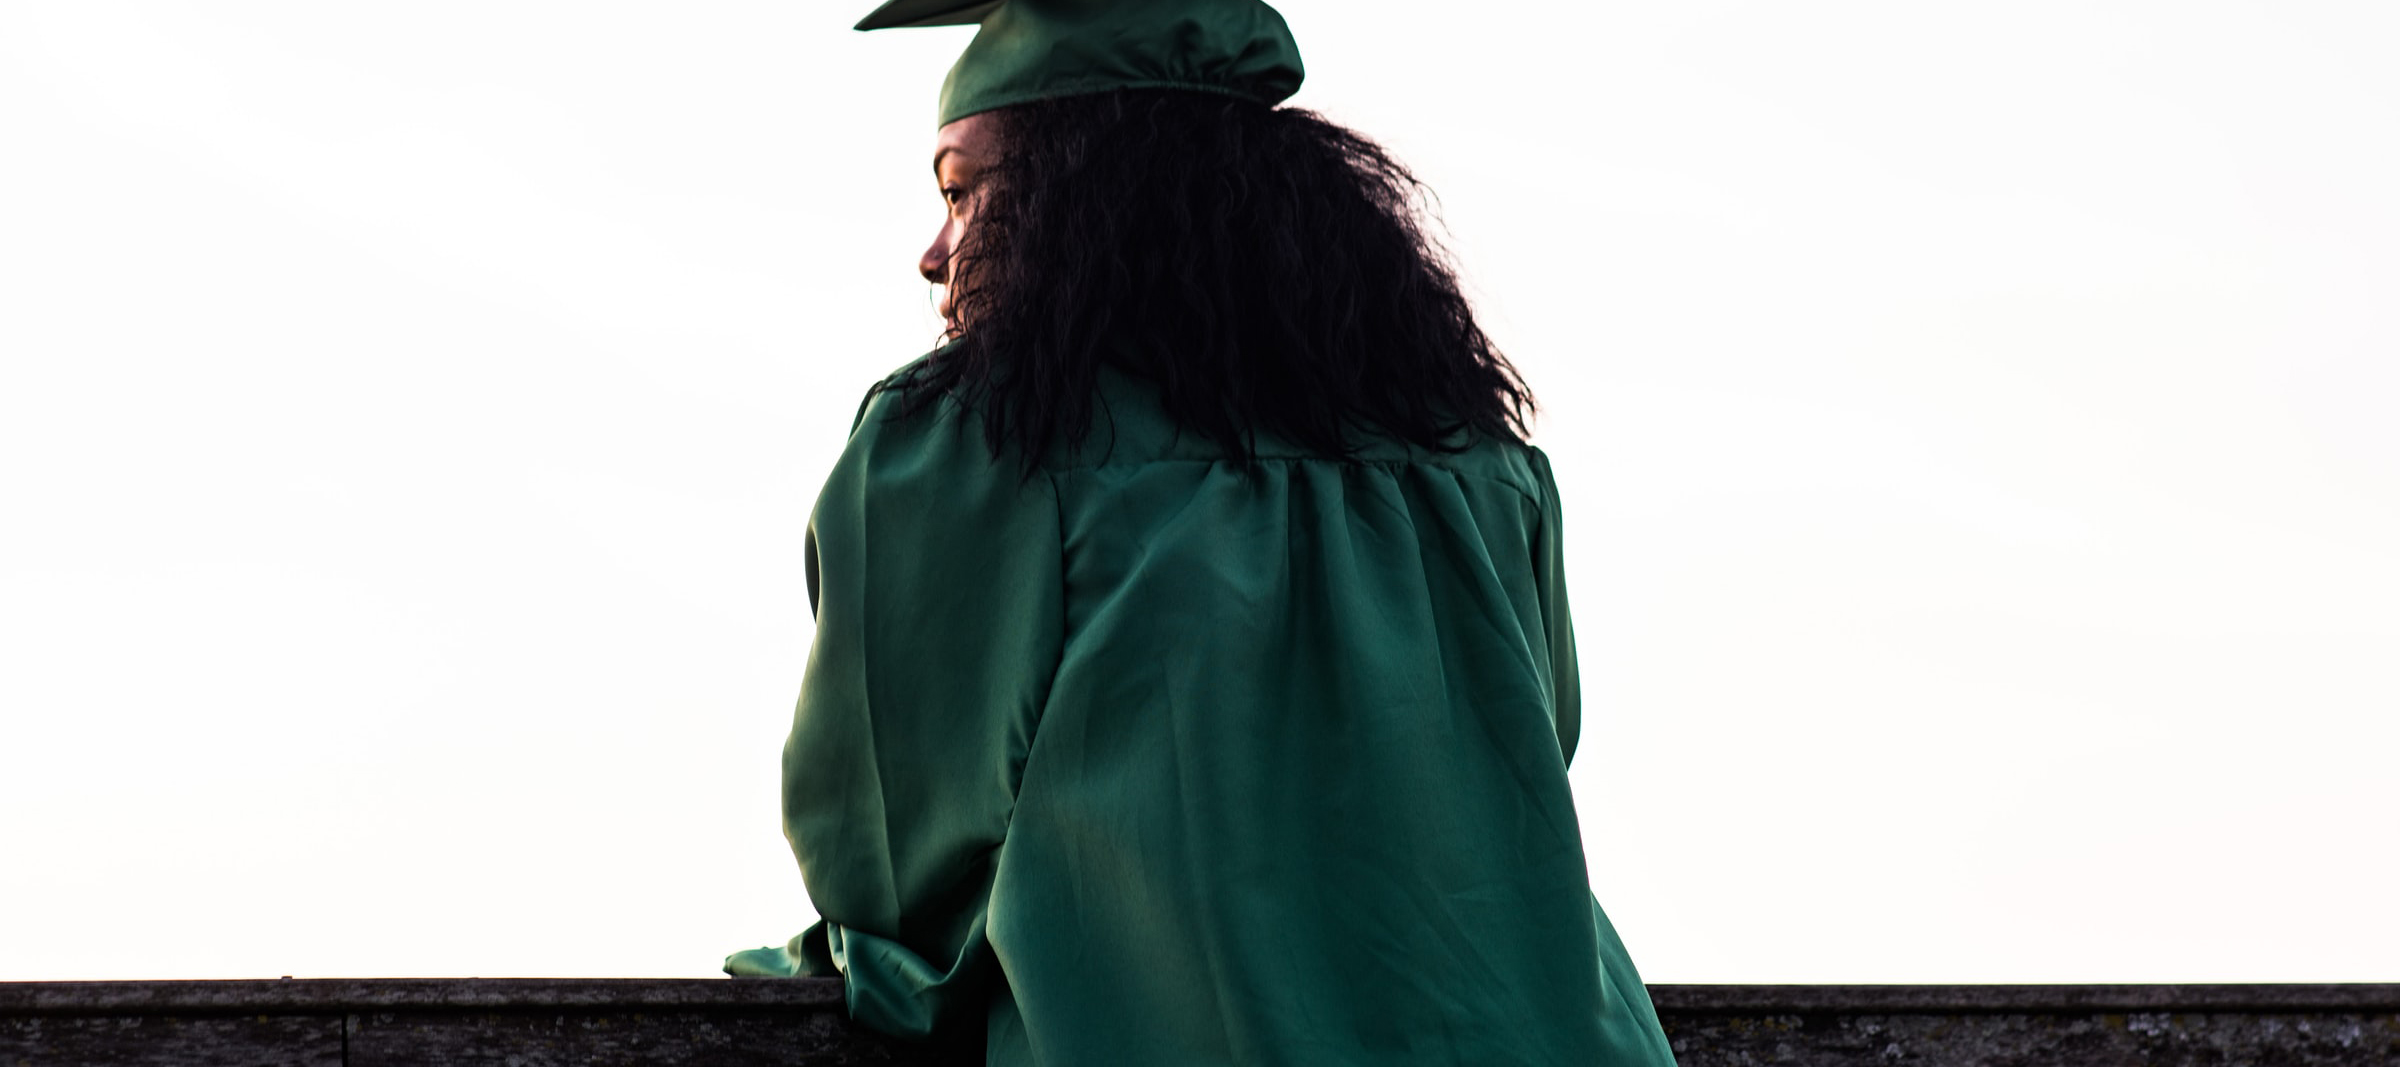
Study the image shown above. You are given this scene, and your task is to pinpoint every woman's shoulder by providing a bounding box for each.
[847,352,942,431]
[829,352,1028,488]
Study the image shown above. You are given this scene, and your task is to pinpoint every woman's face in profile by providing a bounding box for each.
[922,112,1002,328]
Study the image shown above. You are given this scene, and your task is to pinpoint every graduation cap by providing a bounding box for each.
[856,0,1305,127]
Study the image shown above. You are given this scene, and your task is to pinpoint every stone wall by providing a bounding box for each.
[1653,984,2400,1067]
[3,978,2392,1065]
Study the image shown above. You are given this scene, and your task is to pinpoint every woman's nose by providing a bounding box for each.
[920,233,948,284]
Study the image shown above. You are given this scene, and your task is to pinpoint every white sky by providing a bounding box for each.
[2,0,2394,983]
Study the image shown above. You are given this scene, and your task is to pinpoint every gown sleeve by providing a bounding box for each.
[1527,445,1582,766]
[1530,446,1681,1067]
[724,377,1065,1044]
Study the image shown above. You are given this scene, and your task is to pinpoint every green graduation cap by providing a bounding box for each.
[856,0,1305,127]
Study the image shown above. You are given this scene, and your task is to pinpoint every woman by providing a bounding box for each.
[728,2,1679,1064]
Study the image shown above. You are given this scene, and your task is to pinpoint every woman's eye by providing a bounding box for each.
[941,186,964,205]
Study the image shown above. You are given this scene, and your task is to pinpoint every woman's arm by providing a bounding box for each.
[728,377,1065,1044]
[1528,446,1581,767]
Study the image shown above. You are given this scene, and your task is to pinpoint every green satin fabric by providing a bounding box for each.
[728,360,1677,1067]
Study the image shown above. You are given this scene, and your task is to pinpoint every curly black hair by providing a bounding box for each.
[895,88,1532,468]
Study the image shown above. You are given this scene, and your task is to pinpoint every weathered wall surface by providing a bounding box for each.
[1652,985,2400,1067]
[0,979,933,1067]
[4,979,2393,1065]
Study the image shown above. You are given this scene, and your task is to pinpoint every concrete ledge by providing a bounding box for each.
[0,977,845,1015]
[1,978,909,1067]
[1649,983,2400,1014]
[1650,984,2400,1067]
[5,979,2396,1065]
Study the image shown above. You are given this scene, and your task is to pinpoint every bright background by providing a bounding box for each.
[3,0,2394,983]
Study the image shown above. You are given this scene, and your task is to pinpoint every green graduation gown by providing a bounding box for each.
[728,357,1677,1067]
